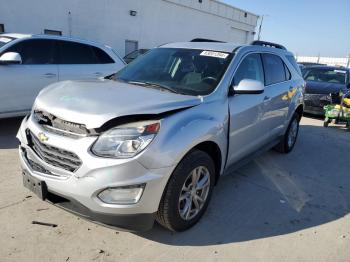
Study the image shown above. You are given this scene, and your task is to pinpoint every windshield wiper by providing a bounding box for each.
[127,81,179,94]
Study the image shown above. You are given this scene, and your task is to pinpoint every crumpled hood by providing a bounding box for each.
[305,81,347,95]
[34,80,202,129]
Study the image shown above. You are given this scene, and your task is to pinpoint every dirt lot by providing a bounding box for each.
[0,116,349,262]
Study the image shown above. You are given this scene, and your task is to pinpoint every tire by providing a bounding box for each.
[156,150,215,232]
[323,120,329,127]
[274,112,300,154]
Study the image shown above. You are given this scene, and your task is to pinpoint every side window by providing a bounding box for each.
[286,55,302,76]
[233,53,264,86]
[91,46,114,64]
[6,39,56,64]
[58,41,97,64]
[262,54,287,85]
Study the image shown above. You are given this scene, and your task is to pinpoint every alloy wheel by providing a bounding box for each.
[178,166,211,221]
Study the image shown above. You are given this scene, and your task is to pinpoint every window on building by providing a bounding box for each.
[234,53,264,86]
[6,39,56,64]
[44,29,62,36]
[262,54,288,85]
[0,24,5,33]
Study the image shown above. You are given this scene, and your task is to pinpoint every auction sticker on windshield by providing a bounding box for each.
[200,51,229,59]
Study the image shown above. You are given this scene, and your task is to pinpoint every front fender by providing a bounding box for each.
[137,100,228,172]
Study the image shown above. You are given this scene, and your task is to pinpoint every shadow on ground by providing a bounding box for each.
[1,116,349,247]
[137,121,350,246]
[0,117,23,149]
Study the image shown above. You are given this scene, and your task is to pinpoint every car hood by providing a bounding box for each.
[305,81,347,95]
[34,80,202,129]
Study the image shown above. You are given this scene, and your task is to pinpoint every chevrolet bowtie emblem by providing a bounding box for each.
[37,132,49,142]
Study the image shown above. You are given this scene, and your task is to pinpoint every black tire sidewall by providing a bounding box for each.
[284,113,300,153]
[160,150,215,231]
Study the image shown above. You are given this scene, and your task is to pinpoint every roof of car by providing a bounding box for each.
[160,42,241,53]
[0,33,112,49]
[159,41,294,56]
[0,33,33,39]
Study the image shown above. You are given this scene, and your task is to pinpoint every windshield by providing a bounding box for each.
[0,36,15,49]
[305,68,347,85]
[115,48,233,96]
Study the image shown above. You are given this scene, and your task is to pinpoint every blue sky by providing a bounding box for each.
[222,0,350,57]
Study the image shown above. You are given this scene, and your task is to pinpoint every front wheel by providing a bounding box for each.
[275,112,300,154]
[156,150,215,232]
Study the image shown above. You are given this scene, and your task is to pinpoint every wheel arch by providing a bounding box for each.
[191,141,223,185]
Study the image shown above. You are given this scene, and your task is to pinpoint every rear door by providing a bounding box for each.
[227,53,266,165]
[260,53,291,140]
[0,39,58,114]
[57,40,117,81]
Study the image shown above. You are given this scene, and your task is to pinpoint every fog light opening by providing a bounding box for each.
[98,184,145,205]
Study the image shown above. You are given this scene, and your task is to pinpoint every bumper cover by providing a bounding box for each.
[47,189,156,231]
[17,116,175,231]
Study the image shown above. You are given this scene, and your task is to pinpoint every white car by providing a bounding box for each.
[0,33,125,118]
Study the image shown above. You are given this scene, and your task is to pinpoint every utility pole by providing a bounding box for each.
[258,15,268,41]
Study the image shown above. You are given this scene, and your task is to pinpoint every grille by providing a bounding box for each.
[27,131,82,173]
[33,110,89,136]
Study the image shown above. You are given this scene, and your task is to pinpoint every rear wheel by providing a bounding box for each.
[156,150,215,232]
[275,112,300,154]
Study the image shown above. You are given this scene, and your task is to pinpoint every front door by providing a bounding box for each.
[227,53,266,165]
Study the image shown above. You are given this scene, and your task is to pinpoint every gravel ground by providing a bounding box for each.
[0,116,349,262]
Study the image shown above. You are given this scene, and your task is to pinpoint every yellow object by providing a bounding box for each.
[343,98,350,107]
[335,104,350,114]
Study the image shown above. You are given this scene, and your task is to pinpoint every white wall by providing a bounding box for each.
[297,56,350,68]
[0,0,258,56]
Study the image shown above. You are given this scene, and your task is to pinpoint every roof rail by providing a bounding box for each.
[251,40,287,50]
[190,38,225,43]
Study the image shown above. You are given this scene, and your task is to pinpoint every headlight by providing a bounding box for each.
[98,184,145,204]
[319,95,331,101]
[91,121,160,158]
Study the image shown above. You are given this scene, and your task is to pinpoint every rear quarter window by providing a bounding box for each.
[286,55,302,76]
[91,46,114,64]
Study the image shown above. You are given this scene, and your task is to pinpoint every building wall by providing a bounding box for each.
[297,56,350,68]
[0,0,258,56]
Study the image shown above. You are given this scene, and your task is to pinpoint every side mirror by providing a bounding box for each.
[0,52,22,65]
[232,79,265,95]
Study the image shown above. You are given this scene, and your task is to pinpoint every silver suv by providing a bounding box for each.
[17,40,304,232]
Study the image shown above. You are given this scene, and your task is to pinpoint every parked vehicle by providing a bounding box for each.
[0,33,125,118]
[17,40,304,232]
[123,49,149,64]
[303,66,350,115]
[323,90,350,130]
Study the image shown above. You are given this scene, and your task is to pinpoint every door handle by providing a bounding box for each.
[94,72,103,77]
[44,73,57,78]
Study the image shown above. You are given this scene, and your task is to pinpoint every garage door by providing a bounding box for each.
[230,27,248,44]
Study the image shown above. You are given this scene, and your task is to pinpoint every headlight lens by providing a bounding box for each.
[91,121,160,158]
[98,184,145,204]
[320,95,331,101]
